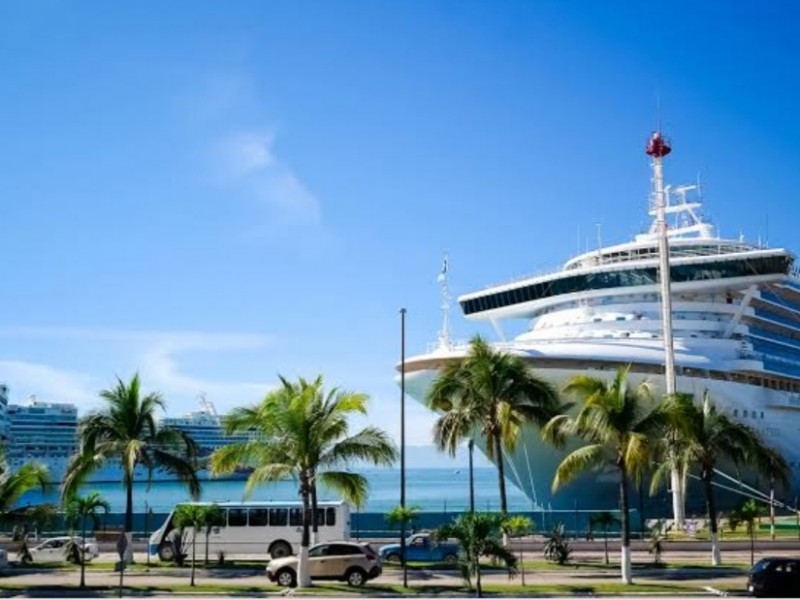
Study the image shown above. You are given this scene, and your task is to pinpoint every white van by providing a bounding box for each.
[148,501,351,561]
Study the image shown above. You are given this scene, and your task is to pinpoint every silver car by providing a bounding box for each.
[266,541,382,587]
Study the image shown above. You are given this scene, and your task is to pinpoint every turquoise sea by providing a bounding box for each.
[19,468,535,514]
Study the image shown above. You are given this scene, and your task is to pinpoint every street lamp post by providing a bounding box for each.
[400,308,408,588]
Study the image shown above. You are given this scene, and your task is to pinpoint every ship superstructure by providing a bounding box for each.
[402,134,800,510]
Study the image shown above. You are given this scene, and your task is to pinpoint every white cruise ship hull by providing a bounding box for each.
[403,342,800,511]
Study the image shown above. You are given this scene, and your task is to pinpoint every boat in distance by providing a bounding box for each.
[401,132,800,511]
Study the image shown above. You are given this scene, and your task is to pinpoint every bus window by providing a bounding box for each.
[249,509,268,526]
[315,509,325,527]
[326,507,336,526]
[228,508,248,527]
[289,508,302,526]
[269,508,288,527]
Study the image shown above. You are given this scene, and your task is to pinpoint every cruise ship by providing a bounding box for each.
[2,395,255,483]
[402,133,800,511]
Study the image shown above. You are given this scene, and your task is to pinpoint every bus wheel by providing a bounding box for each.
[276,568,297,587]
[158,543,175,562]
[270,541,292,559]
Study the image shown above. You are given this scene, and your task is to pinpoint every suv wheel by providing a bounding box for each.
[276,568,297,587]
[346,567,367,587]
[443,553,458,564]
[270,541,292,559]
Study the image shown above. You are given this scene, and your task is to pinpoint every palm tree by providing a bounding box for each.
[200,504,226,566]
[589,511,619,565]
[503,515,532,585]
[655,391,775,566]
[173,504,206,586]
[427,336,560,535]
[732,500,762,566]
[0,449,50,543]
[437,512,516,598]
[543,367,666,584]
[210,375,397,588]
[62,374,200,562]
[65,492,110,588]
[753,445,790,541]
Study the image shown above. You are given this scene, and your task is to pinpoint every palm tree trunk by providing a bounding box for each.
[619,464,632,584]
[475,554,482,598]
[770,480,776,541]
[603,527,609,565]
[298,472,312,588]
[492,417,509,546]
[750,525,755,566]
[123,475,134,564]
[191,532,196,586]
[205,531,209,566]
[311,472,319,545]
[702,469,721,566]
[80,520,86,588]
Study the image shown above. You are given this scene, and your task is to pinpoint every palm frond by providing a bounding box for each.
[552,444,605,492]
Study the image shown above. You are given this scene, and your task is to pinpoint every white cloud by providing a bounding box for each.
[0,327,275,415]
[0,360,99,410]
[216,130,322,226]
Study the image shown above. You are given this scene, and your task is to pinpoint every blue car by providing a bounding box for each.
[380,533,460,564]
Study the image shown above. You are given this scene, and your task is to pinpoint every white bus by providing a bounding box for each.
[148,501,351,561]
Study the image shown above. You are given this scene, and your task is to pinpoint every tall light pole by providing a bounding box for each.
[399,307,408,588]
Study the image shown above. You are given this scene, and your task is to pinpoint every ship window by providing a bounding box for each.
[248,509,268,526]
[326,507,336,526]
[761,411,765,419]
[228,509,247,527]
[269,508,288,527]
[743,410,748,417]
[733,409,739,417]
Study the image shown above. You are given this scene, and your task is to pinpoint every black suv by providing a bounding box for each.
[748,557,800,597]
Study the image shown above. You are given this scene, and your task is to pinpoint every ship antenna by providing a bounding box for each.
[437,252,451,350]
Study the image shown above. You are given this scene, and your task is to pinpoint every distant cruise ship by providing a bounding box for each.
[402,134,800,510]
[2,395,257,483]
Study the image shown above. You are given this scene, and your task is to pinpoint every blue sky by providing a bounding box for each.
[1,1,799,447]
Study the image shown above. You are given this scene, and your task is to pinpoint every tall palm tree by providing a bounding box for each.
[65,492,110,588]
[543,367,666,584]
[655,391,776,566]
[210,375,397,588]
[62,374,200,561]
[426,336,559,532]
[753,445,790,541]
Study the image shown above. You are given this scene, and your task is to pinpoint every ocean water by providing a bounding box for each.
[19,467,535,514]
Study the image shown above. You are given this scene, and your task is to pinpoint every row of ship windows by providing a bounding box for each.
[463,256,790,315]
[732,409,765,419]
[566,243,758,271]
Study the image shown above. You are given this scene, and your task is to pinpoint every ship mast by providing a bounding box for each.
[437,253,451,350]
[646,131,685,528]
